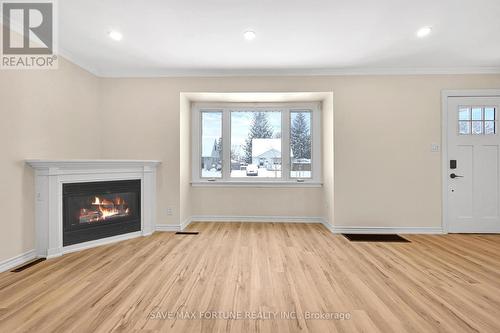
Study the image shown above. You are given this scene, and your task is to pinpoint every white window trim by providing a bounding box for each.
[191,102,322,187]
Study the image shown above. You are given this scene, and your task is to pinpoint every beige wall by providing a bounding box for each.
[0,58,100,262]
[2,55,500,262]
[99,75,500,228]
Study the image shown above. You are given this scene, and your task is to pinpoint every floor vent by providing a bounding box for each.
[175,231,199,235]
[11,258,46,272]
[343,234,410,242]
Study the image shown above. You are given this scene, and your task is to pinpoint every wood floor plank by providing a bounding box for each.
[0,223,499,333]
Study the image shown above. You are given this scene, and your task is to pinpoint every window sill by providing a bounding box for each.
[191,181,323,188]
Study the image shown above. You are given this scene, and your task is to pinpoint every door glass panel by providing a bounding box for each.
[485,108,495,121]
[485,121,496,135]
[459,107,497,135]
[459,108,471,120]
[459,121,471,135]
[472,121,483,135]
[472,108,483,120]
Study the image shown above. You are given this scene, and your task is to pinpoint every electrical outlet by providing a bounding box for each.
[167,208,173,216]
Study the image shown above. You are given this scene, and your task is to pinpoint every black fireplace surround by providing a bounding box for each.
[63,180,141,246]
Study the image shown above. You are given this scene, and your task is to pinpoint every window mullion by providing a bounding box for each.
[222,108,231,180]
[282,109,291,181]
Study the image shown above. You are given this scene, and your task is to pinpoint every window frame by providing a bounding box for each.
[192,102,322,186]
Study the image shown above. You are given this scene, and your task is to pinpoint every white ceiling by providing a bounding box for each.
[58,0,500,77]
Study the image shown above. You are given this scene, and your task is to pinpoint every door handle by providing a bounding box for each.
[450,173,464,179]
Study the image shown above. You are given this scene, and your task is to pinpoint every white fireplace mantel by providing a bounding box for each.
[26,159,161,258]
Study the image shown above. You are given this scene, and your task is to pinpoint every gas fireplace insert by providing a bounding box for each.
[63,179,141,246]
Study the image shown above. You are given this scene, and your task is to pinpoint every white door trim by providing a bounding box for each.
[441,89,500,233]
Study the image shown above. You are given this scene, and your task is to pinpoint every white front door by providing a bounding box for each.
[447,96,500,233]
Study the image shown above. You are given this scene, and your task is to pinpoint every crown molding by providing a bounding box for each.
[57,47,103,77]
[94,66,500,78]
[51,53,500,79]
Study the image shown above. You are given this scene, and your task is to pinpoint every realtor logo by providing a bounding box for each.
[1,0,58,69]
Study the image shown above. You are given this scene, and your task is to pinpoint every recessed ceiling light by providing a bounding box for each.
[416,26,432,38]
[108,30,123,41]
[243,30,256,41]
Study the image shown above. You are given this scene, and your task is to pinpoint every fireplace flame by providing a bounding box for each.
[79,195,131,223]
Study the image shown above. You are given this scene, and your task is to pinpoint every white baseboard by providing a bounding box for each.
[0,250,37,273]
[156,224,182,232]
[181,217,192,230]
[330,226,444,234]
[156,218,192,232]
[61,231,143,256]
[448,227,500,233]
[189,215,325,224]
[321,220,335,233]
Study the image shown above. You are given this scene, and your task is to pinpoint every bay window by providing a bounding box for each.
[192,102,321,185]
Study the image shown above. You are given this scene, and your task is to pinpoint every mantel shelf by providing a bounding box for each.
[26,159,161,169]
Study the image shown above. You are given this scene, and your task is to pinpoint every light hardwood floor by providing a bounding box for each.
[1,222,500,333]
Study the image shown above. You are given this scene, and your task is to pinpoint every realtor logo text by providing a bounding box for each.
[1,0,58,69]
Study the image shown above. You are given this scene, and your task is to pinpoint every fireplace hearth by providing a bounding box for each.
[63,180,141,246]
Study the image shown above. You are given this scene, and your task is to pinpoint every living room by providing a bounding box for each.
[1,1,500,332]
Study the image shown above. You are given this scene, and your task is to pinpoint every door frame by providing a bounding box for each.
[441,89,500,233]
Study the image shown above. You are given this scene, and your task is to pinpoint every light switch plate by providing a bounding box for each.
[431,143,440,152]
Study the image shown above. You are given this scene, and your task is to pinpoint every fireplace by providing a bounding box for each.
[27,160,159,257]
[63,180,141,246]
